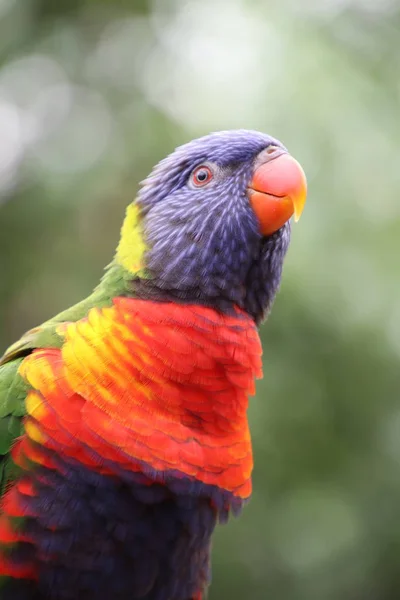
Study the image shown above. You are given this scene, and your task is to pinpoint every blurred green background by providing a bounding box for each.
[1,1,400,598]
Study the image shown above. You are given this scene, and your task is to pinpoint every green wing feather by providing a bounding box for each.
[0,319,76,497]
[0,358,28,495]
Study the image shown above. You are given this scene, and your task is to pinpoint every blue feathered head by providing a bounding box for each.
[128,130,307,324]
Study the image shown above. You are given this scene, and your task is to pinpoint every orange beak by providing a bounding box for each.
[248,153,307,236]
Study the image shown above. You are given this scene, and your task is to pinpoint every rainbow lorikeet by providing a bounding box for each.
[0,130,307,600]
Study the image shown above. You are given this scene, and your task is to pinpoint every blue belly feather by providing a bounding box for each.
[2,450,243,600]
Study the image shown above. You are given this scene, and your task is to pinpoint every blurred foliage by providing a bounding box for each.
[1,0,400,598]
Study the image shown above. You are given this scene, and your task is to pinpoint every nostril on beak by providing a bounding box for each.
[265,145,280,156]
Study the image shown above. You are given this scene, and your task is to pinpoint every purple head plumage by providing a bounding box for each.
[133,129,307,324]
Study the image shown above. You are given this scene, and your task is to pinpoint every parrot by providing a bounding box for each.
[0,129,307,600]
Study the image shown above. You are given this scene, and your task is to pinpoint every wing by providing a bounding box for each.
[0,357,27,495]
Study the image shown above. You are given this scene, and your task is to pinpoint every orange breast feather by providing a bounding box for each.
[19,299,262,499]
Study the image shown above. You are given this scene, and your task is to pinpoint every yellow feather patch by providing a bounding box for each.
[19,353,57,393]
[115,202,147,274]
[25,392,48,421]
[62,306,154,410]
[25,420,46,444]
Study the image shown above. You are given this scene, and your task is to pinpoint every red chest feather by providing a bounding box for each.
[19,299,262,498]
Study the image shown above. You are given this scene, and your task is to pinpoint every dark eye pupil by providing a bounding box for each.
[196,170,208,181]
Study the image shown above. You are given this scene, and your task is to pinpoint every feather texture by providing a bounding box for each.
[0,299,261,598]
[0,129,304,599]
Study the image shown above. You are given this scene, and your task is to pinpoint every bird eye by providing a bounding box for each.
[191,165,213,187]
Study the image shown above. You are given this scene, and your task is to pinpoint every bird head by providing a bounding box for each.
[115,130,307,324]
